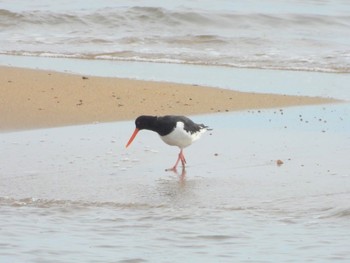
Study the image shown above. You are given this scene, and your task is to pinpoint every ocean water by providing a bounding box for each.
[0,0,350,73]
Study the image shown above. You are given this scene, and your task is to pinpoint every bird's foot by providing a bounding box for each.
[165,166,180,172]
[165,163,186,172]
[165,166,187,178]
[166,150,187,172]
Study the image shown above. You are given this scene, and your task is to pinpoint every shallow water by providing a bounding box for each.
[1,104,350,262]
[0,0,349,72]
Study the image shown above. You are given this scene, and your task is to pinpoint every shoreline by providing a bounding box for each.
[0,66,338,132]
[2,54,350,100]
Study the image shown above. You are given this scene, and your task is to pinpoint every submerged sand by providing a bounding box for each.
[0,66,336,131]
[1,63,349,263]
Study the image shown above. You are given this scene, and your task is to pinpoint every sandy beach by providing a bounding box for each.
[0,66,337,131]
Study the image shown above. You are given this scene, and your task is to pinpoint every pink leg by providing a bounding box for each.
[166,149,186,171]
[179,150,186,167]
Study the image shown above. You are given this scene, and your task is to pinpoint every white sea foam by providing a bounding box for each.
[0,0,349,73]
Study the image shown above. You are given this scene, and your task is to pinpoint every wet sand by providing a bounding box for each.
[1,104,349,262]
[1,60,349,262]
[0,66,336,131]
[1,104,349,199]
[0,59,350,262]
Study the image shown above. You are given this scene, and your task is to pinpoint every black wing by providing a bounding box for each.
[156,115,210,136]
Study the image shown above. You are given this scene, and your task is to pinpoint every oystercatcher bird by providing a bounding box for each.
[126,115,210,171]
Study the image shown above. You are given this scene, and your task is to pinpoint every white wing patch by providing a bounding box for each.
[160,121,207,148]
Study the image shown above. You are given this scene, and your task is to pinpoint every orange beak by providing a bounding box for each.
[125,128,139,148]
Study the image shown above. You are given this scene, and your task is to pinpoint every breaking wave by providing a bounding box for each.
[1,5,350,72]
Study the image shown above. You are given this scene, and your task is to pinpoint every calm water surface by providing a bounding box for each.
[1,105,350,262]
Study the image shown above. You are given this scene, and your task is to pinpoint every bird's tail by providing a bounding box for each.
[201,124,213,131]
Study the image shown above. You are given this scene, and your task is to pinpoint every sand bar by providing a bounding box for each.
[0,66,337,131]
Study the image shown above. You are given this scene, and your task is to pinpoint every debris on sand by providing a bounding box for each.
[276,159,284,166]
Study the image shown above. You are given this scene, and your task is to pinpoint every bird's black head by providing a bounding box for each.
[135,115,157,130]
[126,115,157,148]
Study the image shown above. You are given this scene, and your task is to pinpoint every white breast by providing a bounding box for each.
[160,121,206,149]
